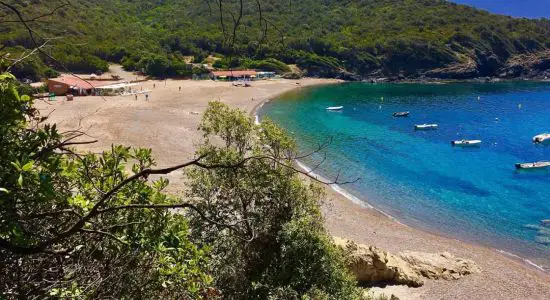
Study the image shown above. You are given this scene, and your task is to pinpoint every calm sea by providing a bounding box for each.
[260,81,550,269]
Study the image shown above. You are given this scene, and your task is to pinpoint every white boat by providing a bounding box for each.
[451,139,482,147]
[533,133,550,144]
[393,111,410,117]
[415,124,438,130]
[515,161,550,170]
[326,106,343,111]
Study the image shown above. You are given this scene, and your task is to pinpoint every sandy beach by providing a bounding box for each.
[35,70,550,299]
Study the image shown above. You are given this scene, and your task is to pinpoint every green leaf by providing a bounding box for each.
[10,161,21,171]
[17,174,23,187]
[22,161,34,172]
[0,188,9,194]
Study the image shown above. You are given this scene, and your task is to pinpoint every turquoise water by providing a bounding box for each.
[260,82,550,266]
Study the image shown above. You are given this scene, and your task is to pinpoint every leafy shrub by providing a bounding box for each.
[247,58,291,73]
[186,102,360,299]
[0,73,214,298]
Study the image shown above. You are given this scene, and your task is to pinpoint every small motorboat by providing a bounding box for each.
[326,106,343,111]
[415,124,438,130]
[393,111,410,117]
[515,161,550,170]
[533,133,550,144]
[451,140,482,147]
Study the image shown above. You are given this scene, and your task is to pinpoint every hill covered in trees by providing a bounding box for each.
[2,0,550,80]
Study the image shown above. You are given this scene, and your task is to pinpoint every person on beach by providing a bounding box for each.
[153,84,156,89]
[179,86,181,92]
[135,94,138,101]
[145,94,149,101]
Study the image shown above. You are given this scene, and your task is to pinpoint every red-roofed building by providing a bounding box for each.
[47,76,116,96]
[210,70,257,81]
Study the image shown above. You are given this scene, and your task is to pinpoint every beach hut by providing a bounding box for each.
[47,75,118,96]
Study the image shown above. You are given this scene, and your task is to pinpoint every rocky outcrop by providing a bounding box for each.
[420,50,550,80]
[334,237,480,287]
[424,56,479,79]
[337,238,424,287]
[498,50,550,79]
[399,251,481,280]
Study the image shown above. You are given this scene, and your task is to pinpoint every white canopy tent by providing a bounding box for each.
[95,82,140,96]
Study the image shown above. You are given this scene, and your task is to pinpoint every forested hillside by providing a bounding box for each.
[2,0,550,80]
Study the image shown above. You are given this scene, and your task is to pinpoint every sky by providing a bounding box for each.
[450,0,550,18]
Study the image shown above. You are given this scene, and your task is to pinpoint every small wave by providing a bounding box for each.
[296,161,548,273]
[496,249,546,272]
[295,160,402,224]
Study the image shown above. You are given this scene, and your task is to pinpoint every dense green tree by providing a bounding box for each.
[186,102,359,299]
[0,73,216,298]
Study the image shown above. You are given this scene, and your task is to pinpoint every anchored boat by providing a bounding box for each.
[393,111,410,117]
[451,140,482,147]
[415,124,438,130]
[326,106,343,111]
[533,133,550,144]
[515,161,550,170]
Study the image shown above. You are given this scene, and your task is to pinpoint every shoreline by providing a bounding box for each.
[253,82,549,274]
[256,83,550,299]
[297,159,548,273]
[35,74,550,299]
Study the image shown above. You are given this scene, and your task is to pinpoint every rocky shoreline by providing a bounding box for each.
[322,50,550,83]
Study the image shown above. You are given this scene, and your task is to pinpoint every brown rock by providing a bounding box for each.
[334,237,480,288]
[398,251,481,280]
[335,237,424,287]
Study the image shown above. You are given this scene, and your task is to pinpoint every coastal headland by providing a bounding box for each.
[35,69,550,299]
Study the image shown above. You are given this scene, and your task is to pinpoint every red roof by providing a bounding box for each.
[48,76,115,89]
[212,70,257,77]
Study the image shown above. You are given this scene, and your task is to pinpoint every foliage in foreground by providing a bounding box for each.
[186,102,359,299]
[0,72,214,298]
[0,74,359,298]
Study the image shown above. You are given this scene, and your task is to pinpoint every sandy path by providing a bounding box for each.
[35,76,550,299]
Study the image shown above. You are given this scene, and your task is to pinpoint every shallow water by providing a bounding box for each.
[260,81,550,267]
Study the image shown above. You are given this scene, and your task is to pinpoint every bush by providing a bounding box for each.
[44,68,60,78]
[186,102,360,299]
[247,58,291,73]
[0,73,215,298]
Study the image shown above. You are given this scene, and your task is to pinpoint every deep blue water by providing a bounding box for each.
[451,0,550,18]
[260,82,550,266]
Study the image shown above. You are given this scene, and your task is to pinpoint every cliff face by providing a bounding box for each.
[422,50,550,80]
[499,50,550,79]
